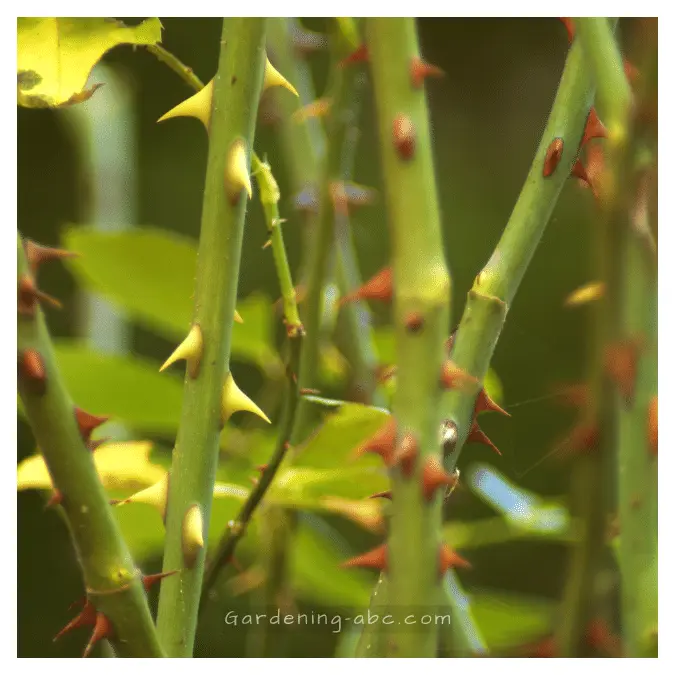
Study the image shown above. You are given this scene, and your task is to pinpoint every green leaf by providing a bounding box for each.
[470,590,555,650]
[62,226,281,373]
[53,341,183,434]
[17,18,162,108]
[294,402,391,469]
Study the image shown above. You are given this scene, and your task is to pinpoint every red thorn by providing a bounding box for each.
[421,456,457,501]
[410,56,444,88]
[250,476,260,487]
[339,44,368,67]
[255,464,269,473]
[586,618,622,657]
[467,420,502,456]
[82,611,113,658]
[369,490,392,500]
[339,266,393,307]
[142,570,178,592]
[557,422,599,460]
[392,114,416,160]
[341,543,388,571]
[375,364,397,384]
[648,396,658,456]
[543,137,564,177]
[354,418,396,465]
[440,360,478,391]
[18,348,47,394]
[53,600,97,642]
[604,338,643,404]
[299,387,320,396]
[18,274,62,316]
[395,432,419,478]
[439,543,471,576]
[581,107,608,148]
[24,239,78,275]
[623,59,640,85]
[474,388,510,417]
[559,17,575,43]
[74,407,109,443]
[571,158,599,200]
[404,311,424,333]
[45,490,63,509]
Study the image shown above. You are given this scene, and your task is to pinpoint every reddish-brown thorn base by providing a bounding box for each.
[354,417,396,465]
[439,543,471,577]
[339,266,393,307]
[341,543,388,571]
[395,432,419,478]
[421,456,457,501]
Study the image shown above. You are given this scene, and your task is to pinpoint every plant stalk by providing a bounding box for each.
[155,18,267,657]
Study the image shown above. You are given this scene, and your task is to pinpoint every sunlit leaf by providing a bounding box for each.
[17,440,165,493]
[17,18,162,108]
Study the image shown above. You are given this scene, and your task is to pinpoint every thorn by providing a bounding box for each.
[74,407,109,443]
[648,396,658,456]
[474,388,510,417]
[159,324,203,378]
[466,420,502,456]
[82,612,113,658]
[556,422,599,460]
[221,372,271,425]
[605,338,643,404]
[45,490,63,509]
[581,107,608,148]
[225,138,253,203]
[24,239,79,275]
[87,437,109,453]
[262,238,272,250]
[339,44,368,67]
[54,599,97,642]
[376,364,397,384]
[250,476,260,487]
[559,17,575,43]
[369,490,392,500]
[392,114,416,161]
[439,543,471,576]
[290,23,328,56]
[564,281,605,307]
[234,310,244,324]
[264,57,299,97]
[18,274,61,316]
[114,473,170,522]
[141,570,178,592]
[421,456,457,501]
[157,79,213,128]
[395,432,419,478]
[339,266,393,307]
[543,137,564,177]
[255,463,269,473]
[353,417,396,465]
[404,311,425,333]
[299,387,321,396]
[18,349,47,394]
[182,504,204,569]
[341,543,388,571]
[440,360,478,391]
[410,56,444,88]
[292,97,332,122]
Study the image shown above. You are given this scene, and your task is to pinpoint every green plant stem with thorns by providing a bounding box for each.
[155,18,267,657]
[367,18,452,657]
[200,154,304,603]
[577,17,658,657]
[17,234,164,657]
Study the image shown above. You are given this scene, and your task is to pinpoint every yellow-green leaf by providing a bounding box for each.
[17,18,162,108]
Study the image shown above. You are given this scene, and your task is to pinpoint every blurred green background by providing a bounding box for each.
[17,18,642,657]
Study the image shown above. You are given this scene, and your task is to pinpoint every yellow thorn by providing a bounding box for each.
[234,310,244,324]
[564,281,606,307]
[221,372,271,425]
[182,504,204,569]
[159,324,203,378]
[225,138,252,202]
[292,97,332,122]
[263,57,299,97]
[114,473,170,522]
[157,80,213,128]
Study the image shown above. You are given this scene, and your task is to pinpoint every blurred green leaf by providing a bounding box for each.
[52,341,183,434]
[62,226,281,373]
[470,590,555,650]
